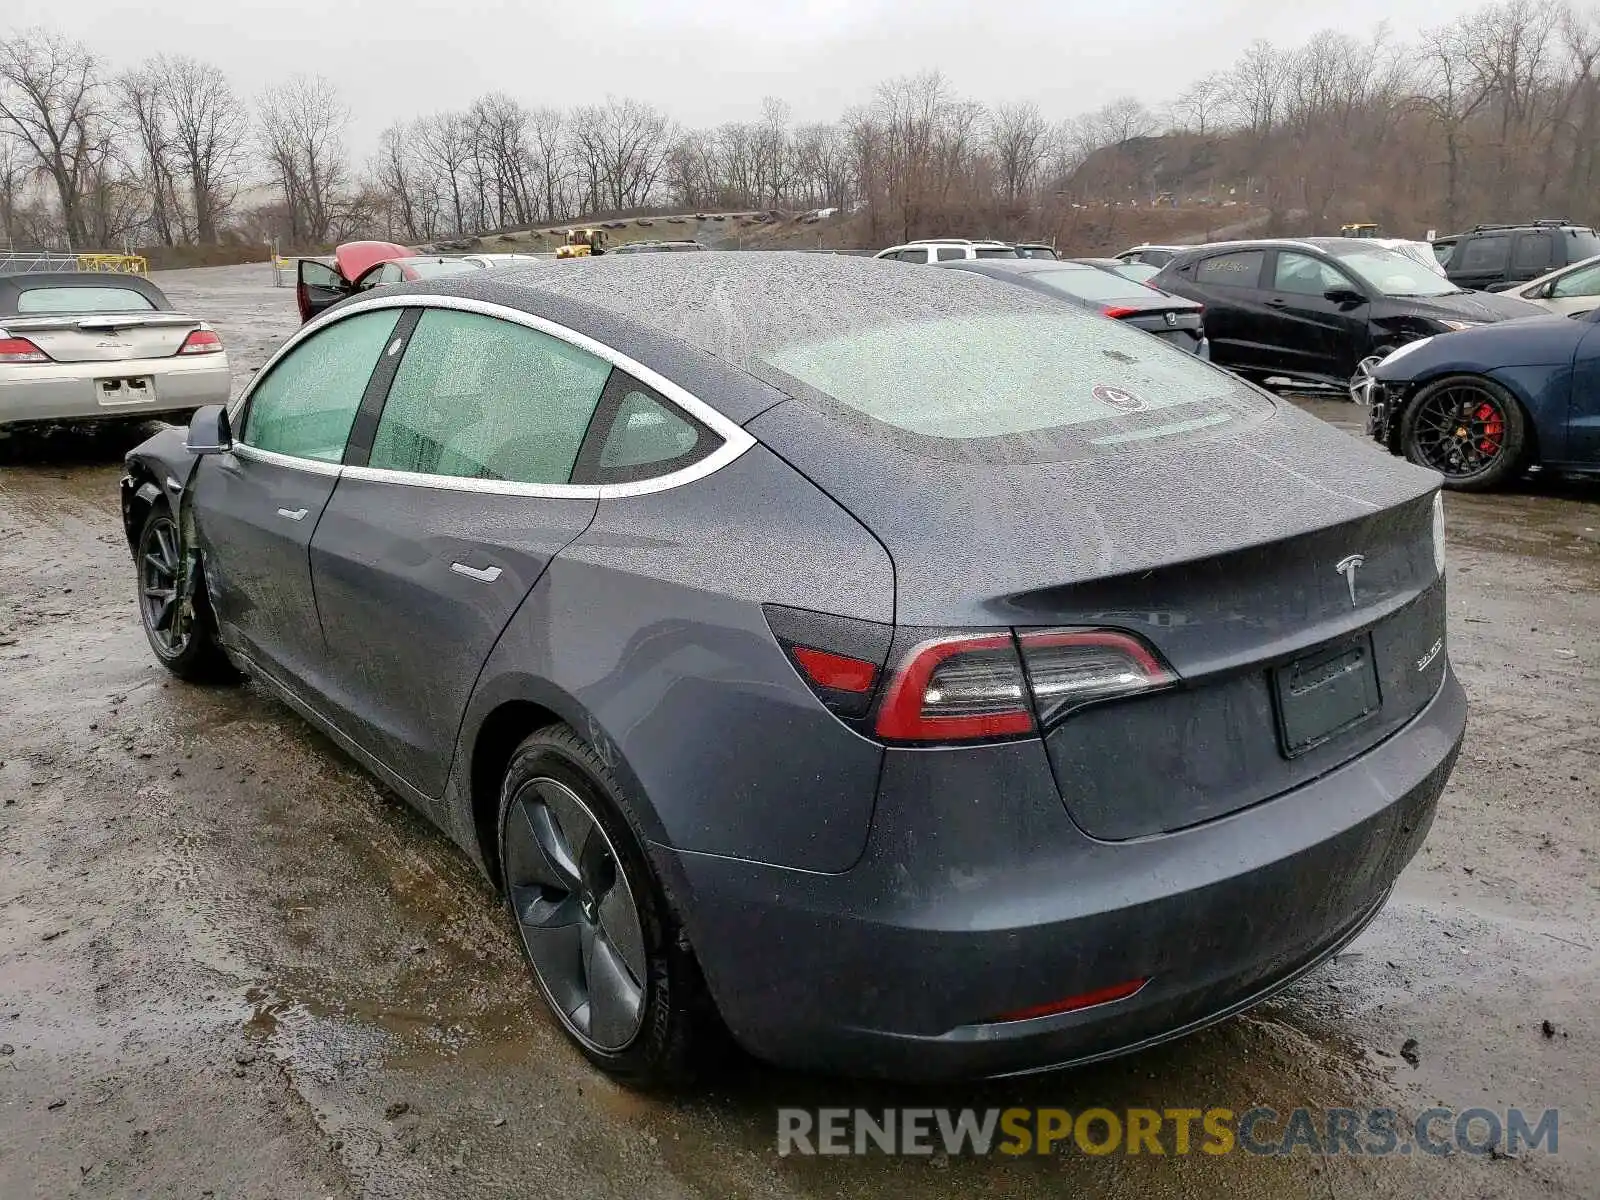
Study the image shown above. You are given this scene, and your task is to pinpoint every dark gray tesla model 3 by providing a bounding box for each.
[122,252,1466,1085]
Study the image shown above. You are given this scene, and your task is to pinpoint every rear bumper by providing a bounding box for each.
[0,355,230,428]
[663,667,1466,1080]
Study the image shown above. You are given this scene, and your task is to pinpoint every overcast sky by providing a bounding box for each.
[23,0,1486,149]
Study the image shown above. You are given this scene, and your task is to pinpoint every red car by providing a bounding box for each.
[295,241,478,322]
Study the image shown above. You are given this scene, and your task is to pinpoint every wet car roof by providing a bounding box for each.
[397,250,1065,374]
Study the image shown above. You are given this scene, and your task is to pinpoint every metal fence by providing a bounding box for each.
[0,248,149,276]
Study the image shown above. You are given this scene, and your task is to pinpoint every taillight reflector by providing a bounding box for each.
[995,977,1149,1023]
[0,336,49,364]
[792,645,878,694]
[1102,305,1139,319]
[177,329,223,355]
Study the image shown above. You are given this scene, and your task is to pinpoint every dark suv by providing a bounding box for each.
[1150,238,1543,389]
[1433,221,1600,292]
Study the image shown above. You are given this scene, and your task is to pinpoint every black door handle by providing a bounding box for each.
[1266,297,1288,307]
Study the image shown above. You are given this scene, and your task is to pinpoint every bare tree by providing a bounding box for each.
[527,106,570,220]
[1170,72,1229,136]
[0,29,104,245]
[988,101,1048,202]
[115,63,180,245]
[160,56,248,243]
[257,74,348,245]
[570,97,672,211]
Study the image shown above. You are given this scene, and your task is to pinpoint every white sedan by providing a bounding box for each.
[1507,253,1600,317]
[1,273,229,432]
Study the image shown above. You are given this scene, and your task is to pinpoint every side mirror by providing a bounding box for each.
[1324,287,1366,307]
[186,404,232,455]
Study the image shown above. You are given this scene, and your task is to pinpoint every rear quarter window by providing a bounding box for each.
[1195,251,1264,288]
[15,286,157,314]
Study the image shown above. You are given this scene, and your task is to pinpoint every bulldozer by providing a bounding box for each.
[556,228,608,258]
[1339,222,1382,238]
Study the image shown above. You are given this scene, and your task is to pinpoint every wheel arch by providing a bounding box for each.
[1394,369,1543,470]
[459,677,672,894]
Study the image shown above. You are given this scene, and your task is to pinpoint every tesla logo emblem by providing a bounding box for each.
[1092,384,1143,412]
[1336,554,1365,606]
[1164,311,1178,327]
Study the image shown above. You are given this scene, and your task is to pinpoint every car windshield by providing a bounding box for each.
[1328,246,1460,296]
[1021,267,1153,304]
[760,308,1268,454]
[15,285,156,314]
[408,259,479,279]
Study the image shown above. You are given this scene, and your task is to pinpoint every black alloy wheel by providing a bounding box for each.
[1400,374,1528,491]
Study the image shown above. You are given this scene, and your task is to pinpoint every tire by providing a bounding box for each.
[496,725,713,1087]
[1399,374,1529,492]
[135,503,238,682]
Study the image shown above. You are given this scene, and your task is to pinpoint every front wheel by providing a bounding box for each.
[1399,374,1528,491]
[136,504,238,682]
[497,725,714,1087]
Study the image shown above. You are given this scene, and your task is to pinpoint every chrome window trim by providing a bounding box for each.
[233,292,755,497]
[232,443,342,476]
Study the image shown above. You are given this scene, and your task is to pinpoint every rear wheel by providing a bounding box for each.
[497,726,712,1087]
[1399,374,1528,491]
[1349,346,1397,405]
[136,504,237,682]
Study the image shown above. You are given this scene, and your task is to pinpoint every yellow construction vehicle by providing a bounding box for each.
[1340,223,1381,238]
[556,228,608,258]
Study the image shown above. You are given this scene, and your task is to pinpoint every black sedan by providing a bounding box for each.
[937,259,1208,356]
[1150,238,1544,390]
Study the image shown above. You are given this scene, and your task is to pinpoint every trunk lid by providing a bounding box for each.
[747,397,1447,838]
[2,313,202,363]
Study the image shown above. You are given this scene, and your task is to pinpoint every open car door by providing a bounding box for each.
[297,258,348,323]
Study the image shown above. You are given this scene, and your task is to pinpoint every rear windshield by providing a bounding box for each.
[1567,228,1600,259]
[1023,267,1152,303]
[760,308,1270,455]
[974,247,1019,259]
[408,260,479,279]
[16,286,156,314]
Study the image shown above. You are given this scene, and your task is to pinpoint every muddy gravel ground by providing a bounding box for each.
[1,264,1596,1198]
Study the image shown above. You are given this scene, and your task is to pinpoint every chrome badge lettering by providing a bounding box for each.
[1416,637,1443,672]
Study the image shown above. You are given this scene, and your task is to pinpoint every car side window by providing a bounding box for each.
[366,308,612,484]
[1459,235,1509,273]
[899,248,929,263]
[1194,251,1265,288]
[935,247,965,262]
[1552,261,1600,298]
[1273,252,1353,296]
[1513,232,1554,274]
[586,381,718,485]
[241,309,402,462]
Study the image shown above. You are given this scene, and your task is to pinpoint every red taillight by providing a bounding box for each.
[875,634,1034,741]
[994,977,1149,1023]
[792,646,878,694]
[177,329,223,355]
[0,336,49,364]
[874,628,1174,744]
[1102,305,1139,319]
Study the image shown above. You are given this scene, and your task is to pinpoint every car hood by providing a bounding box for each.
[334,240,411,282]
[1374,312,1586,379]
[1377,289,1546,324]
